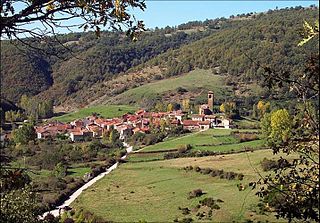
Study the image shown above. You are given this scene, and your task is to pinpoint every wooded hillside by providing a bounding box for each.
[1,6,318,110]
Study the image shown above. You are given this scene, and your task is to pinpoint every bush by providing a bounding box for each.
[188,189,204,199]
[200,168,212,175]
[180,207,190,215]
[260,158,278,171]
[199,197,217,209]
[237,174,244,180]
[185,166,244,181]
[183,166,193,171]
[231,131,259,142]
[194,166,201,172]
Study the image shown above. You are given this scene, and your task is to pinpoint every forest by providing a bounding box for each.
[0,6,318,113]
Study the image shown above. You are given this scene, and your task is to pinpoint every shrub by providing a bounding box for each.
[188,189,204,199]
[200,168,212,175]
[181,208,190,215]
[237,174,244,181]
[183,166,193,171]
[179,217,193,223]
[260,158,278,171]
[177,144,192,153]
[199,197,217,209]
[194,166,201,172]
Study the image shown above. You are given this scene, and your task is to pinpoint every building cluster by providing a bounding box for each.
[35,91,231,142]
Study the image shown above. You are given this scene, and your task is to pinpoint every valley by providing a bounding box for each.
[72,148,292,222]
[0,4,319,223]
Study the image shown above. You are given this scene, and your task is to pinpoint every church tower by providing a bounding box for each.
[208,91,214,111]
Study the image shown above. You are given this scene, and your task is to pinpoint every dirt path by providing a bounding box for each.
[41,144,132,218]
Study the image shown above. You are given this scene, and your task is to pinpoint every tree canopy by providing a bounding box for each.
[1,0,146,41]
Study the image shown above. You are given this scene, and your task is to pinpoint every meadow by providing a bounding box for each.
[53,105,137,123]
[107,69,232,105]
[72,149,290,222]
[141,129,262,152]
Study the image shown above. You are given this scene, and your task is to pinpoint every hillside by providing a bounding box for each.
[98,69,232,107]
[1,28,213,107]
[0,43,53,102]
[1,7,318,111]
[71,7,319,109]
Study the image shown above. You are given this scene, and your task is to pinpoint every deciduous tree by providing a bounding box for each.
[1,0,146,43]
[12,124,36,145]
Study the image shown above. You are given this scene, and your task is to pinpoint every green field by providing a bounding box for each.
[141,129,262,153]
[107,69,232,105]
[53,105,137,122]
[72,149,289,222]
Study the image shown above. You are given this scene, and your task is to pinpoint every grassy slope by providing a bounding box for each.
[72,149,292,222]
[53,105,137,122]
[141,129,262,152]
[106,69,232,105]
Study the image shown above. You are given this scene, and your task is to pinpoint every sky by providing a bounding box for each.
[131,1,319,29]
[7,0,319,38]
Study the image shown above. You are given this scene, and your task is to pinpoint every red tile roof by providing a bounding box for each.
[198,121,210,125]
[182,120,199,126]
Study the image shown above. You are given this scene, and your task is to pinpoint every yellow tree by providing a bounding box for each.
[270,109,292,143]
[257,100,270,118]
[219,103,225,113]
[182,98,190,112]
[167,103,173,112]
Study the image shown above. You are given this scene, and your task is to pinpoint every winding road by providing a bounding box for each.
[41,144,133,218]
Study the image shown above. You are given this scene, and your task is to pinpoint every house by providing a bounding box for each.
[86,124,103,138]
[174,114,185,121]
[191,114,205,122]
[214,118,231,129]
[171,119,181,126]
[198,121,210,131]
[182,120,199,131]
[69,129,93,142]
[204,115,216,127]
[69,131,84,142]
[71,119,85,128]
[132,127,150,134]
[116,125,133,140]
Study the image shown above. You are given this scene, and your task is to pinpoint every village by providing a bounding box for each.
[35,91,232,142]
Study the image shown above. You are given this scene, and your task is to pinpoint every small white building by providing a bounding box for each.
[191,114,205,122]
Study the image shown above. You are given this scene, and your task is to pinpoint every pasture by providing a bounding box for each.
[107,69,232,105]
[72,149,288,222]
[141,129,262,153]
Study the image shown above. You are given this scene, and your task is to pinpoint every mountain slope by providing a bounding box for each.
[0,43,53,102]
[1,29,213,106]
[82,7,318,108]
[1,7,318,110]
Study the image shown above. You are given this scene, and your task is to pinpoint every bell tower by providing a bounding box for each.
[208,91,214,111]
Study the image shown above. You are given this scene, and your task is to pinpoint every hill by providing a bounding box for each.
[0,43,53,102]
[1,27,213,107]
[100,69,232,107]
[1,7,318,112]
[74,7,319,109]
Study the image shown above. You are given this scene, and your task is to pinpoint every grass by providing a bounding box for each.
[141,129,261,153]
[108,69,232,105]
[127,152,165,163]
[53,105,137,123]
[67,166,91,178]
[72,149,291,222]
[196,139,265,152]
[234,117,260,129]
